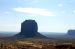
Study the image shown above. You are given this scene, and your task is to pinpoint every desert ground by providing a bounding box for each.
[0,38,75,49]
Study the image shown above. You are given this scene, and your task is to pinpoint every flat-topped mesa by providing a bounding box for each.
[67,30,75,36]
[16,20,46,38]
[20,20,38,37]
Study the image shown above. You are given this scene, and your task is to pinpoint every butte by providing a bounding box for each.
[15,20,46,38]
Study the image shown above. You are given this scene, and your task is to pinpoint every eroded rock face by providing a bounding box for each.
[20,20,38,37]
[67,30,75,36]
[15,20,46,38]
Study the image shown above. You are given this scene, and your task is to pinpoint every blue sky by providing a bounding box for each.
[0,0,75,33]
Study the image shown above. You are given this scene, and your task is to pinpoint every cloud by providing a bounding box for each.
[13,7,56,16]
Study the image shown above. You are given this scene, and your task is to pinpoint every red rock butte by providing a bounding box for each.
[15,20,46,38]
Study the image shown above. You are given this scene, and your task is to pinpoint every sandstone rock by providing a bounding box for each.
[15,20,46,38]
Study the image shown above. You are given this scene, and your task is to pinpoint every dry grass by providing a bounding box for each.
[0,38,75,49]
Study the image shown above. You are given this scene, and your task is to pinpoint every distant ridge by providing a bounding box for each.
[67,30,75,36]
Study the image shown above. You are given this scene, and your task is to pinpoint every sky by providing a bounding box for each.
[0,0,75,33]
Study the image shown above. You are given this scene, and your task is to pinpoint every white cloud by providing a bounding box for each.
[13,7,56,16]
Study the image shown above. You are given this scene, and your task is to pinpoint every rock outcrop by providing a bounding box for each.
[67,30,75,36]
[15,20,46,38]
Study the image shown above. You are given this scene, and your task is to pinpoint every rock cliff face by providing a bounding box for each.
[67,30,75,36]
[15,20,46,38]
[20,20,37,37]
